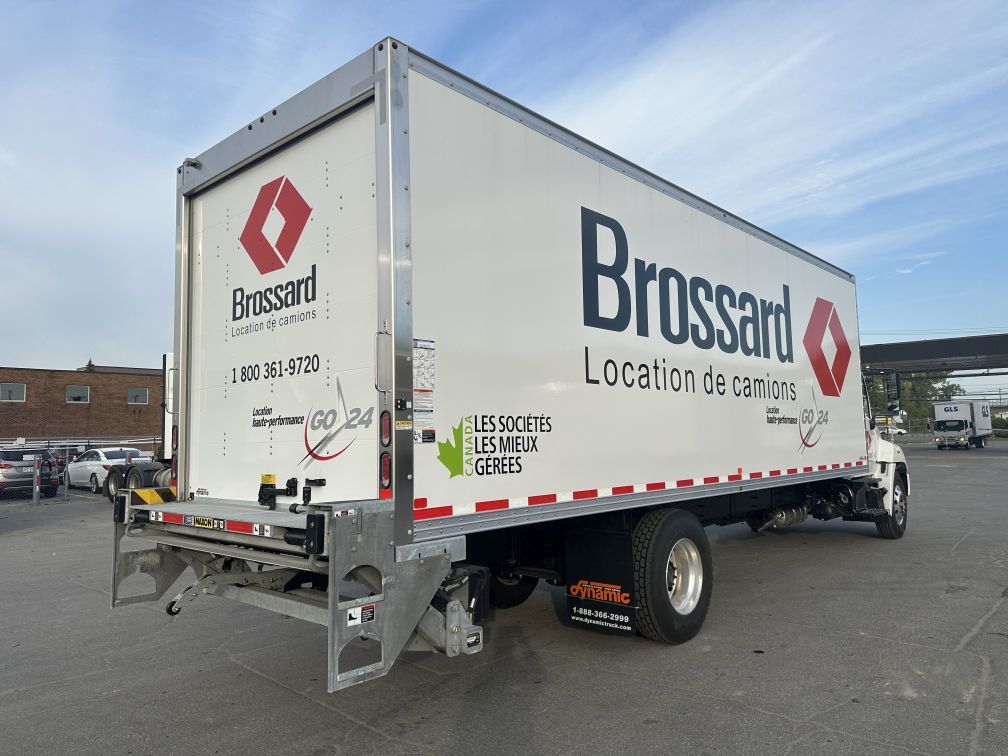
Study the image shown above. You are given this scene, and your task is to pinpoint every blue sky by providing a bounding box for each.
[2,1,1006,397]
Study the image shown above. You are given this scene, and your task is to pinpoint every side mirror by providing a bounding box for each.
[884,371,901,413]
[892,410,907,424]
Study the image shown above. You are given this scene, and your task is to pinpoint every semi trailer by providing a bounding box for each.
[932,400,992,449]
[113,38,910,692]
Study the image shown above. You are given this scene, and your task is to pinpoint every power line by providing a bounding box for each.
[861,327,1008,335]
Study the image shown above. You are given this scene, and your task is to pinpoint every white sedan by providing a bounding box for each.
[66,448,152,493]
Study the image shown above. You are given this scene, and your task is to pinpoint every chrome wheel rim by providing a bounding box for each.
[893,483,907,526]
[666,538,703,615]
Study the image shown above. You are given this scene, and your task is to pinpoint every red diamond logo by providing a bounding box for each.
[239,176,312,275]
[802,297,851,398]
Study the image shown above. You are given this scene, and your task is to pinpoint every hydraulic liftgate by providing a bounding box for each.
[112,492,482,690]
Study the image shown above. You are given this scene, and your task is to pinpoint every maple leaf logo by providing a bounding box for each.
[436,419,465,478]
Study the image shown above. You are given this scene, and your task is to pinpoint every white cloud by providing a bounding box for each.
[537,1,1008,232]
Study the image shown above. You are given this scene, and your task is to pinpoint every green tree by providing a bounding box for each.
[864,372,964,432]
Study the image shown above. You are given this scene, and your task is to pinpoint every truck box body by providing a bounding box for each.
[407,71,865,534]
[176,51,866,532]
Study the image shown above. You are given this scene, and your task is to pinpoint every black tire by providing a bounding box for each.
[876,470,908,539]
[978,437,986,449]
[106,470,122,503]
[41,487,57,498]
[633,508,712,644]
[125,467,144,491]
[89,474,100,494]
[489,574,539,609]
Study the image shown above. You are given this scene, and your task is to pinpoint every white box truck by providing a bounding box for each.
[113,39,910,692]
[932,400,992,449]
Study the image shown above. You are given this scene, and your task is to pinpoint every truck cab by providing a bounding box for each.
[934,418,969,449]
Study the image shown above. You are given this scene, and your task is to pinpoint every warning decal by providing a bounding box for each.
[413,339,436,443]
[347,603,376,626]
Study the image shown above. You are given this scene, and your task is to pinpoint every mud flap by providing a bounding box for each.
[565,529,638,636]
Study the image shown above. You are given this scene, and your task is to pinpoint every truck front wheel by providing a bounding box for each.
[876,471,908,539]
[633,508,712,644]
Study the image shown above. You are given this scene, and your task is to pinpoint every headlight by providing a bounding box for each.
[959,437,966,442]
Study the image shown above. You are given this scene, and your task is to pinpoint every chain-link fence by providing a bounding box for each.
[0,437,162,503]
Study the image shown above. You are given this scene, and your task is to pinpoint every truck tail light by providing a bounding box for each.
[171,454,177,480]
[171,424,178,451]
[0,463,11,470]
[380,452,391,488]
[380,411,391,447]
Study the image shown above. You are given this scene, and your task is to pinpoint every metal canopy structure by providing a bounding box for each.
[861,334,1008,373]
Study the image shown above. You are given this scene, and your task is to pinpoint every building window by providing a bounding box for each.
[66,384,90,403]
[128,387,148,405]
[0,383,26,402]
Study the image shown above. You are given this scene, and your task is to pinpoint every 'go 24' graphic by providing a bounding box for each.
[798,387,830,451]
[301,378,374,464]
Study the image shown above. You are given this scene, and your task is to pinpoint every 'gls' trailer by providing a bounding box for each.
[113,39,910,692]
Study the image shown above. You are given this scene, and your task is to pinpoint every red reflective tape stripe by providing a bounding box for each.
[703,476,720,484]
[414,505,453,520]
[528,493,557,505]
[818,465,828,471]
[414,497,427,509]
[832,463,841,469]
[856,460,865,466]
[803,466,813,473]
[475,498,509,512]
[769,470,781,477]
[676,479,694,488]
[162,512,184,524]
[646,482,666,491]
[727,474,742,482]
[843,462,852,468]
[786,468,798,475]
[573,489,597,500]
[226,520,254,534]
[379,488,393,499]
[749,472,763,479]
[612,485,634,495]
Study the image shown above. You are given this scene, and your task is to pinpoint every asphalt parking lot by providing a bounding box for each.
[2,444,1006,755]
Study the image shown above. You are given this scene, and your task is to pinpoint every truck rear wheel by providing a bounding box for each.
[876,471,908,539]
[489,574,539,609]
[633,508,712,644]
[125,467,144,490]
[106,471,122,503]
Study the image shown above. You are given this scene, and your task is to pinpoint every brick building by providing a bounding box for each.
[0,363,164,443]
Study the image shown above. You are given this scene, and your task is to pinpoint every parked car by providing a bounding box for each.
[65,448,151,494]
[0,448,60,497]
